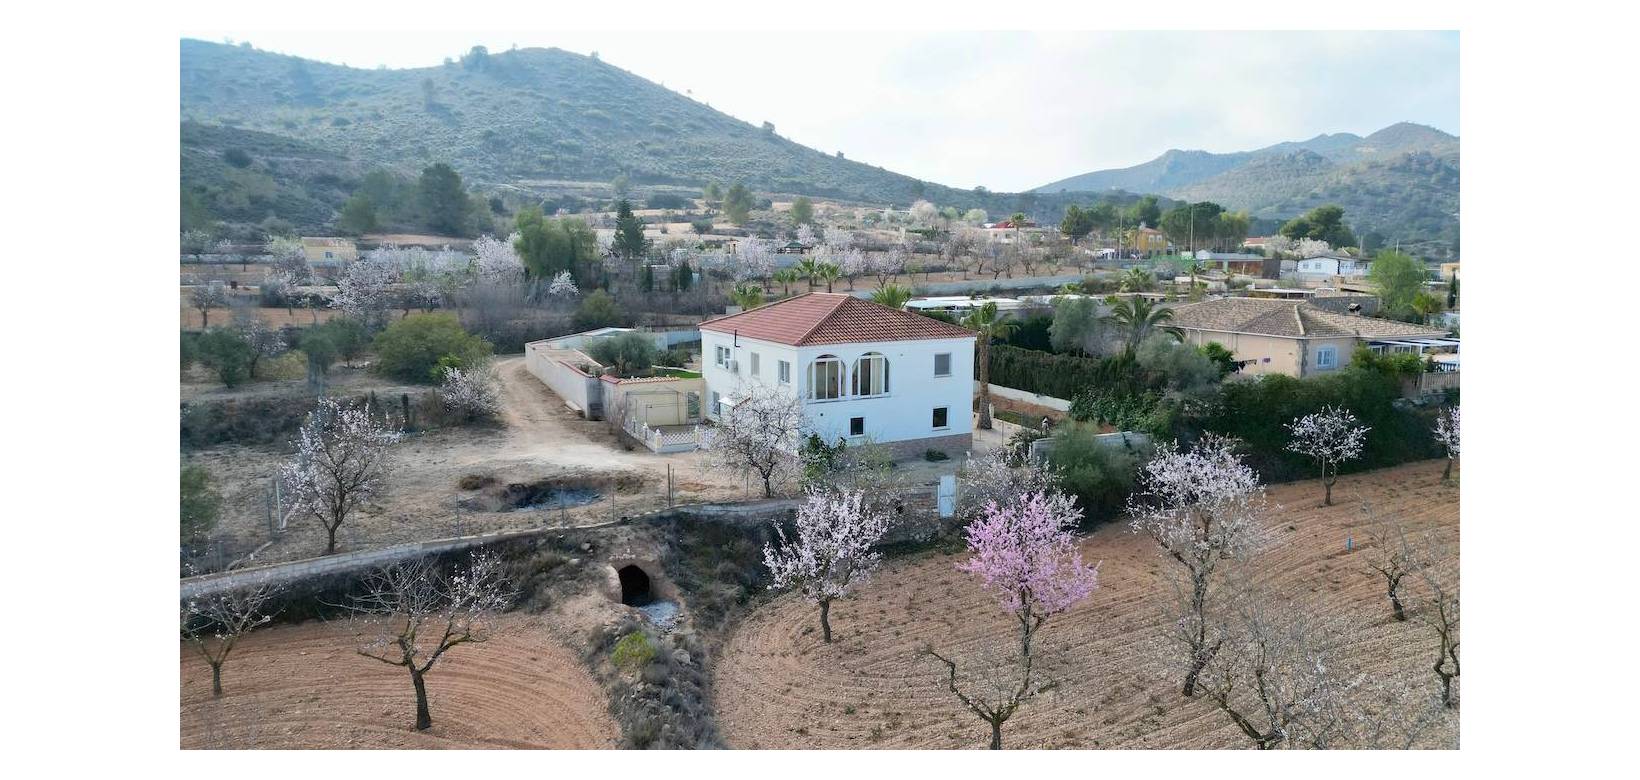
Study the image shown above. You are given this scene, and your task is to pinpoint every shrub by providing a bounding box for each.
[611,631,657,675]
[181,331,200,370]
[372,313,493,383]
[196,327,255,387]
[923,449,950,462]
[1136,335,1217,392]
[180,465,221,547]
[588,332,657,376]
[1047,423,1148,523]
[575,289,625,330]
[316,317,369,366]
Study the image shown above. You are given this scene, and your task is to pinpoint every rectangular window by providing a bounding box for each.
[932,407,949,429]
[934,353,952,377]
[777,360,791,385]
[849,417,865,437]
[750,352,760,377]
[714,345,729,367]
[710,391,721,416]
[1316,346,1338,369]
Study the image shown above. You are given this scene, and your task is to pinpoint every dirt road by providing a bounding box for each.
[187,356,745,567]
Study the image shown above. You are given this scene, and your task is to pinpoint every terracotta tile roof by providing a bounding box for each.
[700,293,976,346]
[1170,298,1449,340]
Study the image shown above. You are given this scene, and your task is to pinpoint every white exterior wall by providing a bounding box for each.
[700,330,975,446]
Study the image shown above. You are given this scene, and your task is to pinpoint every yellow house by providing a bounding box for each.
[1170,297,1449,379]
[301,237,359,265]
[1133,227,1168,255]
[1439,262,1460,281]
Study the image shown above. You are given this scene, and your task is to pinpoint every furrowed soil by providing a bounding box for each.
[714,460,1459,749]
[180,612,616,749]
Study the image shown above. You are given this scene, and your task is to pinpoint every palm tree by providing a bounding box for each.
[772,268,800,297]
[1104,296,1182,355]
[730,282,764,311]
[796,257,820,290]
[817,262,841,293]
[1009,212,1027,245]
[963,301,1017,430]
[871,284,914,310]
[1183,259,1208,301]
[1119,266,1155,293]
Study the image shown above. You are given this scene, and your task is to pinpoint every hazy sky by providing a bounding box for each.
[183,30,1459,192]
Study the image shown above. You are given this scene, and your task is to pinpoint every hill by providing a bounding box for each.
[181,41,986,209]
[1036,123,1459,254]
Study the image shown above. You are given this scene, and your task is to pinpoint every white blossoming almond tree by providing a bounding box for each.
[1286,405,1370,505]
[438,364,501,423]
[181,580,282,696]
[706,383,806,498]
[331,249,401,330]
[1433,405,1460,481]
[870,247,906,288]
[763,489,892,643]
[472,232,525,284]
[350,553,515,731]
[1130,434,1271,697]
[190,281,229,329]
[955,445,1062,524]
[548,270,579,298]
[280,398,400,554]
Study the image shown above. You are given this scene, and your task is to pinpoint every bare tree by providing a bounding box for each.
[1361,506,1431,622]
[280,398,400,554]
[1414,561,1460,708]
[1129,434,1270,697]
[706,384,806,497]
[762,489,891,642]
[350,553,515,731]
[1195,587,1360,749]
[190,281,229,329]
[181,581,282,696]
[1286,405,1370,505]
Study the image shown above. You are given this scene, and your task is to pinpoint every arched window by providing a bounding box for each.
[809,354,844,400]
[852,352,890,397]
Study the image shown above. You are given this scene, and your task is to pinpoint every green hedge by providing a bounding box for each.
[984,344,1136,401]
[1199,368,1446,483]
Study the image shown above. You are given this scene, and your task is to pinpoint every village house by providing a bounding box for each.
[1295,252,1372,280]
[699,293,977,458]
[1195,250,1272,276]
[1169,297,1451,379]
[1132,226,1169,256]
[300,237,358,266]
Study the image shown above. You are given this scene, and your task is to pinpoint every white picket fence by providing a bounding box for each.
[623,414,705,453]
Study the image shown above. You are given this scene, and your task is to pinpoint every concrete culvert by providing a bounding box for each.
[617,565,652,606]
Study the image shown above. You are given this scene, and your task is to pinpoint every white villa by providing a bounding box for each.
[699,293,977,458]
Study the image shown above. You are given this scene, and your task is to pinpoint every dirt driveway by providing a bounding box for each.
[187,356,746,567]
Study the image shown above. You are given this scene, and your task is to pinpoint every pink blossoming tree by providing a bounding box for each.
[927,490,1099,749]
[762,489,892,643]
[1286,405,1369,505]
